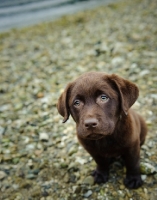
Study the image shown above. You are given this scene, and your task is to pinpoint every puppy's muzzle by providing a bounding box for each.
[82,118,104,140]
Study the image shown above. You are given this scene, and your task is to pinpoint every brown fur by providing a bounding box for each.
[57,72,147,189]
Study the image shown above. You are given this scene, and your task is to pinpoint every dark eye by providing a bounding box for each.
[100,94,109,102]
[74,100,80,106]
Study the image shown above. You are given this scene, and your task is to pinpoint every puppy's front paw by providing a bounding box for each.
[92,170,108,184]
[124,175,143,189]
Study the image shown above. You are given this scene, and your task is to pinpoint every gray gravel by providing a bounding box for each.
[0,0,157,199]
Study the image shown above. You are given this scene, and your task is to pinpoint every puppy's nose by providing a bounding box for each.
[84,118,98,129]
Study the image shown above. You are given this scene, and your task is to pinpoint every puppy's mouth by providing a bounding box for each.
[86,133,105,140]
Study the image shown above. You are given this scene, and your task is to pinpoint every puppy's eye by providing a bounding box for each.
[100,94,109,102]
[74,100,80,106]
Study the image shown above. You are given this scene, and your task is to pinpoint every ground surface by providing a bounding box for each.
[0,0,157,199]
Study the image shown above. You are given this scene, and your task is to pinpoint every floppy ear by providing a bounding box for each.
[57,83,72,123]
[109,74,139,115]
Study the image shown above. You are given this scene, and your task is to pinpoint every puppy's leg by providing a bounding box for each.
[139,117,147,146]
[123,146,143,189]
[91,154,110,184]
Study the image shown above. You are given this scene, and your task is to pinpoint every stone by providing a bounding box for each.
[84,190,93,198]
[83,176,94,185]
[0,126,5,135]
[73,186,81,194]
[140,162,156,175]
[139,70,150,77]
[0,171,7,180]
[119,185,125,190]
[39,133,49,142]
[36,92,44,98]
[141,175,147,181]
[68,146,78,156]
[60,162,68,168]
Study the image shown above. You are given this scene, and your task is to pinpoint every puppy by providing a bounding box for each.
[57,72,147,189]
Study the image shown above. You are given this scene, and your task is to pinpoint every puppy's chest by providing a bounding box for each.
[99,138,122,155]
[85,137,123,157]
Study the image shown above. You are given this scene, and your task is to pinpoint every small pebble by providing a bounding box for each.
[119,185,125,190]
[39,133,49,142]
[140,162,156,174]
[0,171,7,180]
[36,92,44,98]
[83,176,94,185]
[84,190,93,198]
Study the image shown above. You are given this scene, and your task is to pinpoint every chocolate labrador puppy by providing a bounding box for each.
[57,72,147,189]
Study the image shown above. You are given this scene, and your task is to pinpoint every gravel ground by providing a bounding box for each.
[0,0,157,199]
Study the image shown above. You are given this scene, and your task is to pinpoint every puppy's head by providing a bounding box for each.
[57,72,139,140]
